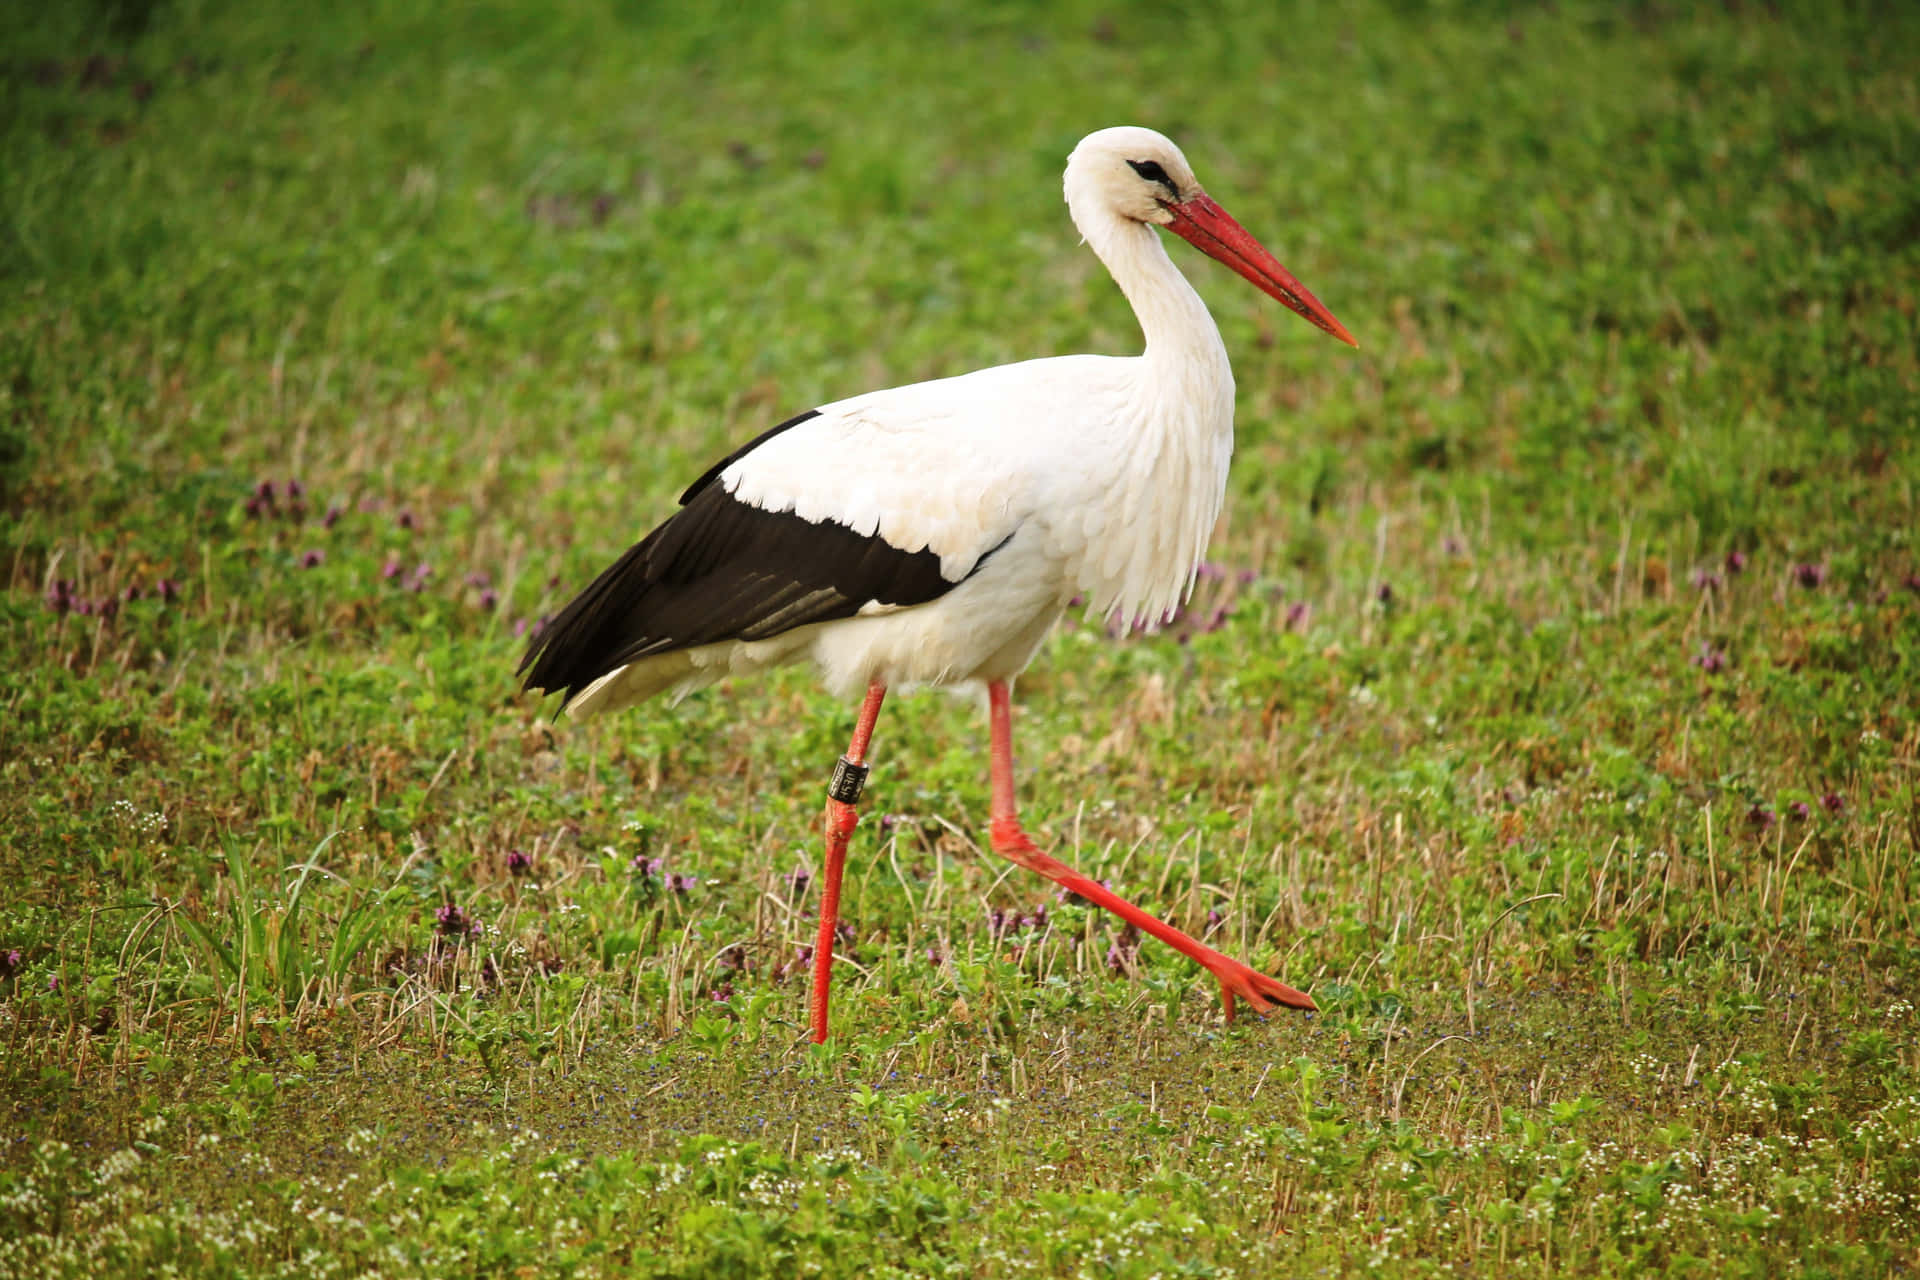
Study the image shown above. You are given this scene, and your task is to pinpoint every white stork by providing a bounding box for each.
[521,126,1356,1042]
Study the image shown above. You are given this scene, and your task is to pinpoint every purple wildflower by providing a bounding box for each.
[156,578,180,603]
[247,482,280,520]
[1375,582,1394,606]
[1821,792,1844,815]
[505,849,532,876]
[1904,573,1920,594]
[1194,561,1224,582]
[1692,643,1728,675]
[1442,534,1465,557]
[396,508,417,531]
[123,583,142,602]
[96,598,119,621]
[464,570,492,589]
[45,580,74,614]
[323,503,343,529]
[47,975,59,993]
[988,907,1009,940]
[406,563,431,593]
[0,950,21,978]
[787,867,811,894]
[718,946,750,973]
[381,556,403,581]
[926,946,945,966]
[1690,568,1723,592]
[710,981,734,1003]
[834,921,855,946]
[877,813,900,834]
[669,872,697,895]
[1789,801,1811,821]
[631,855,663,877]
[1747,803,1775,832]
[299,549,324,569]
[774,944,815,981]
[1724,550,1748,574]
[478,588,498,611]
[286,478,304,500]
[1284,601,1310,630]
[435,903,480,938]
[1206,907,1224,935]
[1792,562,1826,589]
[513,617,529,637]
[1105,924,1141,975]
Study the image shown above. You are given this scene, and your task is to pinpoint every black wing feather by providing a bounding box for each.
[519,478,958,706]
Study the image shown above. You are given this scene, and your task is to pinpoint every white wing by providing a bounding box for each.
[722,354,1139,584]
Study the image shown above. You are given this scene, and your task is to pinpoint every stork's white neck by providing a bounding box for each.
[1070,199,1234,396]
[1061,181,1239,628]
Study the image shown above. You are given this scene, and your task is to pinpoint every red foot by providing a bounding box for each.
[986,819,1315,1019]
[1206,955,1317,1021]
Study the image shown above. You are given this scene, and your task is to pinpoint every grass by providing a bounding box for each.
[2,0,1918,1274]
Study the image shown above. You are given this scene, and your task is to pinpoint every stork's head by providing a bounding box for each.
[1065,126,1357,347]
[1066,126,1204,224]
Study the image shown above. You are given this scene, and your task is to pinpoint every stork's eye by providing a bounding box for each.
[1127,159,1179,199]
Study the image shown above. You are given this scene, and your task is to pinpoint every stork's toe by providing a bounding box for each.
[1210,958,1315,1019]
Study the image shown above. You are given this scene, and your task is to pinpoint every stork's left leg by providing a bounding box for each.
[810,682,887,1043]
[984,680,1315,1020]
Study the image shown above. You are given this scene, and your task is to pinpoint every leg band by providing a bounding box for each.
[827,756,869,805]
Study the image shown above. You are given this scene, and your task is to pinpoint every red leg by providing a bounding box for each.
[811,683,887,1043]
[986,680,1314,1019]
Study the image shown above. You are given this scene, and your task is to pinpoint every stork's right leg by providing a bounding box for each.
[983,680,1315,1020]
[810,682,887,1043]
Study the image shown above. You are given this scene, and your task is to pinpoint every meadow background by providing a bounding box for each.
[3,0,1918,1275]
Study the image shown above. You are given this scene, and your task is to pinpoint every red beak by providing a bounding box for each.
[1165,194,1358,348]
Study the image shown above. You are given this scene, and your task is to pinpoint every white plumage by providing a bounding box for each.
[521,125,1354,1040]
[556,126,1350,717]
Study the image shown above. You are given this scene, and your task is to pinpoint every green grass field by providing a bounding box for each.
[3,0,1918,1275]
